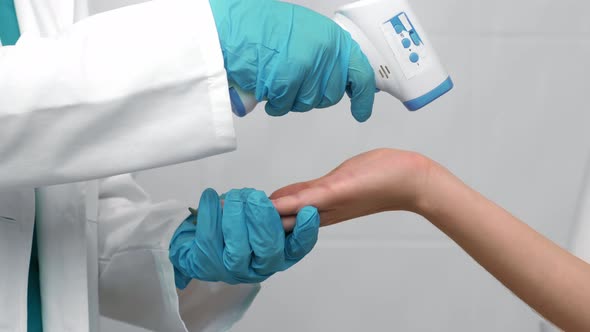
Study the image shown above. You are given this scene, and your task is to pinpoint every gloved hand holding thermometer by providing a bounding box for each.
[220,0,453,119]
[209,0,377,122]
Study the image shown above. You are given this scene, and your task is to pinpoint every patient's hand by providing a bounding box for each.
[271,148,433,230]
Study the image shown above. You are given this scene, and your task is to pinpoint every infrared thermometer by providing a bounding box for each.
[229,0,453,116]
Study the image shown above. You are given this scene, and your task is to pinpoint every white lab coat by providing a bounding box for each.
[0,0,259,331]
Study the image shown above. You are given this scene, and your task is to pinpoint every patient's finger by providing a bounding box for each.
[272,184,331,217]
[272,194,302,216]
[281,215,297,233]
[270,181,314,200]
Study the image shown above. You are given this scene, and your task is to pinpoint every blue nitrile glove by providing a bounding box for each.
[169,188,320,288]
[209,0,376,122]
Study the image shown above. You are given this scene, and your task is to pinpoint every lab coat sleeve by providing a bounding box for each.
[0,0,236,189]
[97,174,259,332]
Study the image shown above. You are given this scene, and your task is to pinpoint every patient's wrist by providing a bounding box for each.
[412,159,455,217]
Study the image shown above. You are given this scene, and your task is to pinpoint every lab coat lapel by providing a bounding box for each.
[9,2,92,332]
[86,181,100,332]
[0,189,35,332]
[13,2,95,331]
[36,184,90,332]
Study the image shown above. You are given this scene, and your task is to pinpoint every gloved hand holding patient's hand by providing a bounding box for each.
[169,188,320,288]
[271,148,433,230]
[209,0,376,122]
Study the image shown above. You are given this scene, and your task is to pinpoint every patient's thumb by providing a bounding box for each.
[272,195,301,216]
[270,181,312,200]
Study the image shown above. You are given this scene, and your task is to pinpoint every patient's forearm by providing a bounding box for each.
[418,164,590,331]
[271,148,590,329]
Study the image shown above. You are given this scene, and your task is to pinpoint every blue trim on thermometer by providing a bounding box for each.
[403,77,454,111]
[229,87,247,117]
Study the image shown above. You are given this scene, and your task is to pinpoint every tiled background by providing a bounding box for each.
[99,0,590,331]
